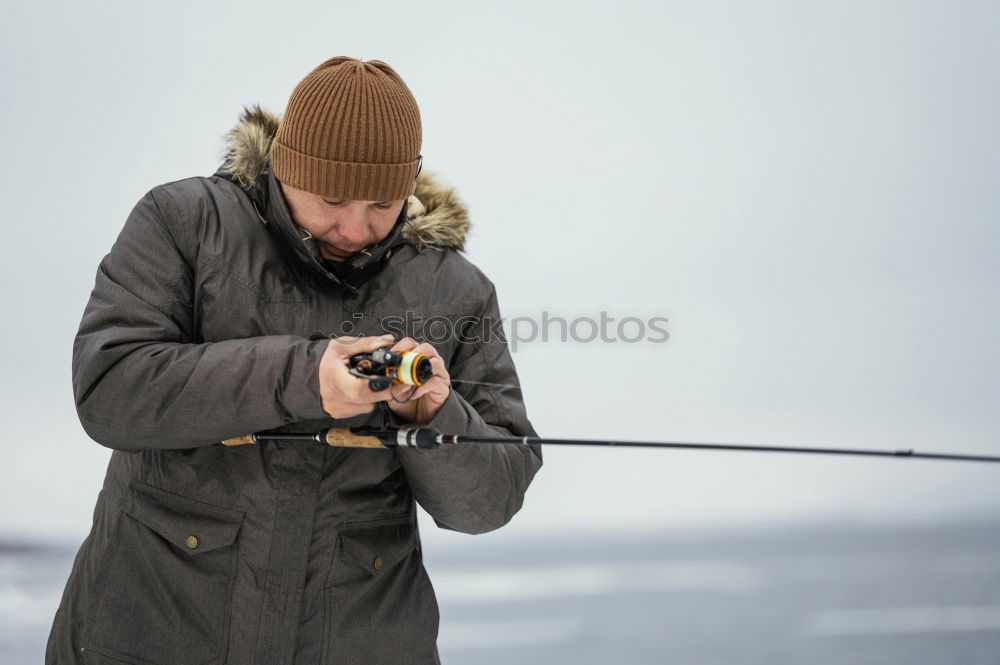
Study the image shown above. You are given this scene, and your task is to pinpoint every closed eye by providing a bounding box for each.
[324,200,393,210]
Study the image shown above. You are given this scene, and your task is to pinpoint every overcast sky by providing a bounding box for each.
[1,0,997,550]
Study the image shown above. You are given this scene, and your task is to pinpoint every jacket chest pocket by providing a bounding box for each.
[321,514,439,665]
[194,255,311,340]
[82,480,244,665]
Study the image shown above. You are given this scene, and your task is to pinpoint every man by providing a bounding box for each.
[46,56,543,665]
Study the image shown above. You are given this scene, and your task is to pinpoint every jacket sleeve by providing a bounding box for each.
[72,186,331,452]
[393,282,543,535]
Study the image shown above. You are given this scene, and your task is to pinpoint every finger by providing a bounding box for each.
[409,381,447,403]
[332,333,395,357]
[409,375,449,401]
[404,343,447,386]
[425,355,449,381]
[409,341,442,361]
[389,337,419,353]
[391,383,418,402]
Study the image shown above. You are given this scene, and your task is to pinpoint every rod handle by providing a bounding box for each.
[220,434,256,447]
[323,428,390,448]
[219,429,390,448]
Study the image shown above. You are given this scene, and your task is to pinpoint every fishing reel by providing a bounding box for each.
[348,347,433,392]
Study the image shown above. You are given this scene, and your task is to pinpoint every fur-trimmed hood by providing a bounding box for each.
[214,103,469,253]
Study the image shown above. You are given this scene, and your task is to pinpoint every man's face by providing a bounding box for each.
[278,179,405,262]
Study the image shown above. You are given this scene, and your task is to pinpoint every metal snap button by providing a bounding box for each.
[186,535,199,549]
[373,555,383,570]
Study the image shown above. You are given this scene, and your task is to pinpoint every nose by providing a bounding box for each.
[333,212,369,248]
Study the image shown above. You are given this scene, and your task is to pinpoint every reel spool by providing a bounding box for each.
[348,347,433,391]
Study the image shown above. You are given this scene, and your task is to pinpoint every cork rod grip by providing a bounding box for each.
[324,429,390,448]
[220,434,257,447]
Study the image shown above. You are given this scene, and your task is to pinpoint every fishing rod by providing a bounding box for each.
[220,346,999,463]
[219,425,1000,464]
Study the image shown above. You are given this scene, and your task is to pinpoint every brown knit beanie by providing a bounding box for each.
[270,56,423,201]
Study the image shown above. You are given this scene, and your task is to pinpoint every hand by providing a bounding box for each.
[318,334,397,418]
[385,337,451,424]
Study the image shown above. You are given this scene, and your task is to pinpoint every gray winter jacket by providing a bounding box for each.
[45,105,543,665]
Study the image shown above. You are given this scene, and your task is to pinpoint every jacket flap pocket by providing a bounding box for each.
[337,514,417,575]
[123,480,244,555]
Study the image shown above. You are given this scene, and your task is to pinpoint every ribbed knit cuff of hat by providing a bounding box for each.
[270,141,420,201]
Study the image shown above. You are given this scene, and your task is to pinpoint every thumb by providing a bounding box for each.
[330,333,395,358]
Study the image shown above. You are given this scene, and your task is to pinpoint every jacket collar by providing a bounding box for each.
[262,164,408,292]
[212,103,472,291]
